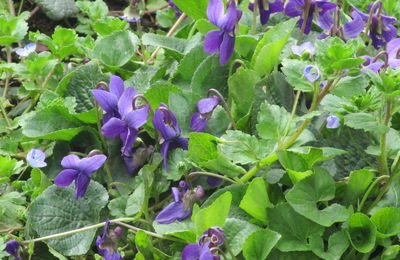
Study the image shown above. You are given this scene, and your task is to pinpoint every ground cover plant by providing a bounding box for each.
[1,0,400,259]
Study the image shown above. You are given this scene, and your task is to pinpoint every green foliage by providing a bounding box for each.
[32,0,78,20]
[347,213,376,253]
[0,13,28,46]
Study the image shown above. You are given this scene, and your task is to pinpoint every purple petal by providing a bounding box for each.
[54,169,79,187]
[182,244,201,260]
[326,115,340,129]
[199,243,216,259]
[172,187,181,202]
[161,141,171,171]
[382,24,397,44]
[219,32,235,65]
[316,0,336,15]
[344,11,365,38]
[304,65,320,82]
[207,0,224,26]
[124,104,150,130]
[171,137,189,151]
[190,112,208,132]
[120,129,137,156]
[118,87,136,117]
[291,42,315,56]
[387,38,400,60]
[155,201,192,224]
[75,174,91,198]
[317,9,334,30]
[351,6,369,22]
[207,176,223,187]
[219,1,241,31]
[152,105,180,141]
[299,14,314,35]
[365,61,384,73]
[381,13,397,24]
[92,89,119,114]
[61,154,80,169]
[5,240,20,258]
[197,96,220,114]
[102,118,126,137]
[26,148,47,168]
[109,75,125,99]
[259,5,272,25]
[16,43,36,57]
[79,154,107,175]
[270,0,284,13]
[204,30,224,54]
[284,0,303,17]
[389,59,400,70]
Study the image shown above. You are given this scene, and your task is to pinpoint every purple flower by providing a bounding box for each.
[54,153,107,198]
[190,96,220,132]
[248,0,283,25]
[156,181,192,224]
[304,65,320,82]
[92,76,125,124]
[96,219,123,260]
[362,38,400,73]
[101,90,150,157]
[351,3,397,49]
[291,41,315,56]
[152,104,188,171]
[26,148,47,168]
[122,146,153,174]
[204,0,242,65]
[285,0,336,34]
[182,227,225,260]
[16,43,36,57]
[119,15,139,23]
[5,240,20,260]
[326,115,340,129]
[168,0,182,18]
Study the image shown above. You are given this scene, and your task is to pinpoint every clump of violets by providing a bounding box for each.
[54,153,107,198]
[26,148,47,168]
[156,181,205,224]
[285,0,336,34]
[204,0,242,65]
[5,240,21,260]
[182,227,225,259]
[304,65,320,82]
[152,104,188,171]
[190,95,220,132]
[326,115,340,129]
[96,219,123,260]
[16,43,36,57]
[248,0,283,25]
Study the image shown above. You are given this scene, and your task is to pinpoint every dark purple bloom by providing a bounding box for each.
[54,154,107,198]
[291,41,315,56]
[152,104,188,171]
[190,96,220,132]
[101,89,150,156]
[122,146,153,174]
[326,115,340,129]
[168,0,182,18]
[352,3,397,49]
[156,181,192,224]
[285,0,336,35]
[207,176,223,187]
[182,227,225,260]
[204,0,242,65]
[248,0,283,25]
[5,240,20,260]
[96,219,123,260]
[92,76,125,124]
[304,65,320,82]
[26,148,47,168]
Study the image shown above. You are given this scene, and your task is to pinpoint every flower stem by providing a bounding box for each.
[251,0,258,35]
[0,99,12,129]
[188,171,237,184]
[378,97,391,176]
[8,0,15,16]
[282,90,301,141]
[357,175,390,212]
[3,46,12,97]
[366,171,400,212]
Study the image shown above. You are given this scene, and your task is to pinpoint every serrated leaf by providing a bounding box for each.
[344,112,389,134]
[0,15,28,45]
[281,59,314,92]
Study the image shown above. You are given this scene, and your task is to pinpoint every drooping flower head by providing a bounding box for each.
[291,41,315,57]
[152,104,188,171]
[26,148,47,168]
[101,92,150,156]
[5,240,20,260]
[182,227,225,260]
[285,0,336,35]
[204,0,242,65]
[190,95,220,132]
[248,0,284,25]
[16,43,36,57]
[326,115,340,129]
[304,65,320,82]
[54,153,107,198]
[351,2,397,49]
[96,219,123,260]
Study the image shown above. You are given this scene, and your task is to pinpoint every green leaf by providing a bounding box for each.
[243,229,281,260]
[309,230,349,260]
[0,155,23,180]
[135,230,154,259]
[286,169,351,226]
[382,245,400,260]
[256,101,290,141]
[173,45,208,83]
[268,203,325,252]
[342,169,375,206]
[194,192,232,236]
[224,218,261,256]
[92,31,139,67]
[32,0,78,20]
[152,219,196,243]
[125,183,145,216]
[347,212,376,253]
[144,82,182,110]
[370,207,400,238]
[171,0,208,19]
[331,75,367,98]
[0,192,26,230]
[281,59,314,92]
[26,182,108,256]
[252,18,297,77]
[235,35,258,58]
[168,91,196,136]
[142,33,201,55]
[239,177,270,223]
[344,112,389,134]
[0,14,28,45]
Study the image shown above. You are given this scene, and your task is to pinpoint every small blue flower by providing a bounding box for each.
[26,149,47,168]
[304,65,320,82]
[16,43,36,57]
[326,115,340,129]
[291,42,315,56]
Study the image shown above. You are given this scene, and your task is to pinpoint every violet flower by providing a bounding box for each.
[190,96,220,132]
[304,65,320,82]
[248,0,283,25]
[96,219,123,260]
[92,76,126,124]
[204,0,242,65]
[362,38,400,72]
[285,0,336,35]
[5,240,20,260]
[352,3,397,49]
[16,43,36,57]
[54,153,107,198]
[26,148,47,168]
[326,115,340,129]
[152,104,188,171]
[101,90,150,156]
[291,41,315,56]
[182,227,225,260]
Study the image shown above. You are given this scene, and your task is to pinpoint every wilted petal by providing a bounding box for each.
[109,75,125,99]
[344,11,365,38]
[54,169,79,187]
[92,89,119,114]
[207,0,224,26]
[79,154,107,175]
[219,32,235,65]
[190,112,208,132]
[155,201,192,224]
[204,30,224,54]
[182,244,201,260]
[102,118,126,137]
[326,115,341,129]
[124,104,150,130]
[26,148,47,168]
[75,174,91,198]
[61,154,80,169]
[118,87,136,116]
